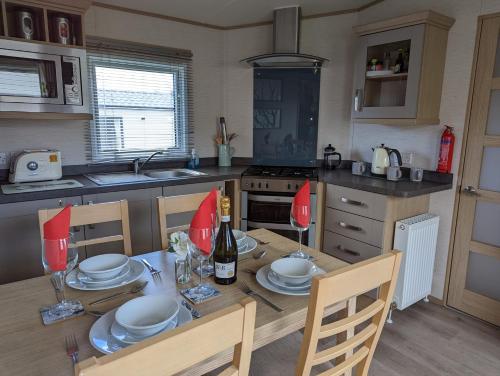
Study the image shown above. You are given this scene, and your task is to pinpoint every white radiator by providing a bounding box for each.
[393,213,440,310]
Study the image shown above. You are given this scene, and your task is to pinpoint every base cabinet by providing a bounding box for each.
[0,196,83,284]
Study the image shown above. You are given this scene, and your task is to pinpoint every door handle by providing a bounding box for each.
[463,186,479,196]
[336,245,361,257]
[338,221,363,232]
[354,89,363,112]
[340,197,365,206]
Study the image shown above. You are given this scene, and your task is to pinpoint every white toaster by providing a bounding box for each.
[9,150,62,183]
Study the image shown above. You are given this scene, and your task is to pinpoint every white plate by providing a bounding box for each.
[111,316,178,344]
[267,269,312,290]
[66,259,145,291]
[239,236,257,255]
[76,264,131,285]
[255,265,325,296]
[90,305,193,354]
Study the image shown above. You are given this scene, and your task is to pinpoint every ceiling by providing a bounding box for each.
[93,0,378,28]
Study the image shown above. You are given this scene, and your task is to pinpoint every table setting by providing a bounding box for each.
[0,182,353,376]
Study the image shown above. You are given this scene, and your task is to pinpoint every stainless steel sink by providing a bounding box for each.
[143,169,207,179]
[85,169,207,186]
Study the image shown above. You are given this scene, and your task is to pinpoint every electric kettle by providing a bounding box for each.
[371,144,390,175]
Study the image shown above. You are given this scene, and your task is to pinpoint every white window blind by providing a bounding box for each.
[86,37,193,162]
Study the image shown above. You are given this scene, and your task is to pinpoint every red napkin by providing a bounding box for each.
[201,188,218,226]
[189,193,213,254]
[43,205,71,271]
[292,180,311,227]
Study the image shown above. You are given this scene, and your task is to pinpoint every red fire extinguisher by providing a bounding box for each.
[437,125,455,173]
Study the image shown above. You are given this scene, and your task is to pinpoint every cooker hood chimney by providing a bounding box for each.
[241,6,328,68]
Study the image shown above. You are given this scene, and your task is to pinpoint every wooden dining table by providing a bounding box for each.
[0,229,353,376]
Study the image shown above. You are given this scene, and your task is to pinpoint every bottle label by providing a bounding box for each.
[215,261,235,278]
[221,215,230,222]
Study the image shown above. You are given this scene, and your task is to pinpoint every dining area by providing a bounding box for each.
[0,183,401,376]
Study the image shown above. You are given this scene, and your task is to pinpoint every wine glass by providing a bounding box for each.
[41,235,82,320]
[289,202,311,259]
[187,227,215,298]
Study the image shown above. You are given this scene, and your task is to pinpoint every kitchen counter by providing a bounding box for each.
[319,168,453,198]
[0,166,247,204]
[0,164,453,204]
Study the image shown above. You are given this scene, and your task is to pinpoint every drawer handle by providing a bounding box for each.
[336,245,361,257]
[338,221,363,232]
[340,197,365,206]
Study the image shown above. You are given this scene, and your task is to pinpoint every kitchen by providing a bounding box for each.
[0,0,499,375]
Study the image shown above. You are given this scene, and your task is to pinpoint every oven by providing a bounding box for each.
[240,191,317,248]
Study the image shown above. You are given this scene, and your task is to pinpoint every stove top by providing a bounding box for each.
[241,166,317,193]
[242,166,318,179]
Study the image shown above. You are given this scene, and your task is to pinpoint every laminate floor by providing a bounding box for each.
[207,301,500,376]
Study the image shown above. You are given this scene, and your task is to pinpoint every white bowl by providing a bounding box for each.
[270,258,317,286]
[216,228,247,248]
[115,295,180,337]
[79,254,129,281]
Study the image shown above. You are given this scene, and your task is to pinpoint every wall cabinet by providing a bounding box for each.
[352,11,454,125]
[0,196,82,284]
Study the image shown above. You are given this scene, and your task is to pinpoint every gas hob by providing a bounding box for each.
[241,166,317,193]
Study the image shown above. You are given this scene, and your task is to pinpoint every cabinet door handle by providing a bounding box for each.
[338,221,363,232]
[86,201,96,229]
[340,197,365,206]
[336,245,361,257]
[354,89,363,112]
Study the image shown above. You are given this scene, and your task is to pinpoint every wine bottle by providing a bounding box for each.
[213,196,238,285]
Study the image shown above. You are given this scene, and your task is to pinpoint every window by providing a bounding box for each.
[87,38,193,162]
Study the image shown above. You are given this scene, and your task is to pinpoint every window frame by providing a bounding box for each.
[87,51,190,162]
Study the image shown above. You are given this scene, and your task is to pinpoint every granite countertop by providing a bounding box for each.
[319,168,453,198]
[0,164,453,204]
[0,166,247,204]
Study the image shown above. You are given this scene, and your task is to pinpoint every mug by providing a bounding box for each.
[410,167,424,182]
[387,166,402,181]
[352,161,367,176]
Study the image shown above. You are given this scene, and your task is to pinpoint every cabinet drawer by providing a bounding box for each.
[324,208,384,247]
[323,230,381,264]
[326,185,387,221]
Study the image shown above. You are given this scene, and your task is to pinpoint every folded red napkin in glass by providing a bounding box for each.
[292,179,311,227]
[189,193,213,254]
[43,205,71,271]
[201,188,218,225]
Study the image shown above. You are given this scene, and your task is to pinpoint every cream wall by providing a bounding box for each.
[0,5,225,168]
[223,13,357,159]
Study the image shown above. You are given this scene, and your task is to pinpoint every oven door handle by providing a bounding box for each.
[247,194,294,203]
[246,221,293,230]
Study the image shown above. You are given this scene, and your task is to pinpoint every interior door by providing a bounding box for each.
[448,15,500,326]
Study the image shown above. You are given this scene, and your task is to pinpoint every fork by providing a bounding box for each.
[141,259,162,280]
[239,281,284,312]
[65,334,79,366]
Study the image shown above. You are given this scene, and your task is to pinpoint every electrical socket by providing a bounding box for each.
[0,152,7,166]
[401,152,414,166]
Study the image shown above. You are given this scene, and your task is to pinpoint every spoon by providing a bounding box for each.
[88,281,149,305]
[239,250,266,263]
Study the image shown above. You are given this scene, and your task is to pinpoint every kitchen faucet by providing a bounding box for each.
[132,151,166,174]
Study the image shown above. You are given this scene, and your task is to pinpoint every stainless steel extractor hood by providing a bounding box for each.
[241,6,328,68]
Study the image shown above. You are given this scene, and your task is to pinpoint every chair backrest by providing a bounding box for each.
[75,297,256,376]
[296,251,402,376]
[38,200,132,257]
[157,190,222,249]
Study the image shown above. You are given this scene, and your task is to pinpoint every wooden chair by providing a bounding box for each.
[75,298,257,376]
[296,251,402,376]
[38,200,132,257]
[157,190,222,249]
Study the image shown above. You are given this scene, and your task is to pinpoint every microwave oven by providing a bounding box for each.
[0,39,89,115]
